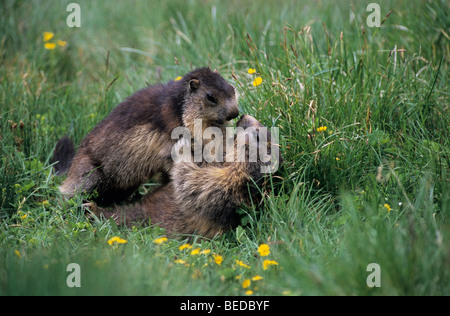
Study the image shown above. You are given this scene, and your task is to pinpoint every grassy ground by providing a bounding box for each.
[1,0,449,296]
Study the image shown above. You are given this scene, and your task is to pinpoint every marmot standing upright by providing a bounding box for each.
[85,115,282,238]
[56,67,239,205]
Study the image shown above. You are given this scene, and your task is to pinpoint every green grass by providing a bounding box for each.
[1,0,449,296]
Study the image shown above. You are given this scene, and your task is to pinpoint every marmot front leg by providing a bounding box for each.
[59,153,103,199]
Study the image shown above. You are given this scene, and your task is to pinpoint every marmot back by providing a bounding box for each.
[55,67,239,205]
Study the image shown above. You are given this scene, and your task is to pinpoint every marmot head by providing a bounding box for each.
[180,68,239,129]
[235,114,283,177]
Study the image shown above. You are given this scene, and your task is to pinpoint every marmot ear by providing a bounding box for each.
[189,79,200,92]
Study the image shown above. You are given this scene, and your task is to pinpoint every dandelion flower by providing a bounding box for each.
[174,259,187,264]
[258,244,270,256]
[242,279,251,288]
[200,249,211,255]
[252,275,264,281]
[191,248,201,255]
[43,32,54,42]
[14,250,22,258]
[20,213,28,220]
[174,76,183,81]
[235,260,250,269]
[263,259,279,270]
[252,77,262,86]
[247,68,256,74]
[153,237,168,244]
[179,243,192,250]
[44,42,57,50]
[384,204,392,213]
[57,40,67,47]
[108,236,127,245]
[213,254,223,266]
[245,290,254,295]
[317,126,327,132]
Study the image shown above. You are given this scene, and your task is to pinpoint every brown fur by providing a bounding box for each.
[50,136,75,174]
[57,68,239,205]
[86,115,282,239]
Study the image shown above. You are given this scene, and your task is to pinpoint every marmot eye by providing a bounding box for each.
[206,93,217,104]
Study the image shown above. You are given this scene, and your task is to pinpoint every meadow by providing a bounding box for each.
[0,0,448,296]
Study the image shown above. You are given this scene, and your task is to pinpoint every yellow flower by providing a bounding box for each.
[384,203,392,212]
[252,275,264,281]
[174,76,182,81]
[108,236,127,245]
[174,259,187,264]
[179,243,192,250]
[200,249,211,255]
[20,213,28,220]
[14,249,22,258]
[263,259,279,270]
[235,260,250,269]
[57,40,67,47]
[213,254,223,266]
[247,68,256,74]
[153,237,168,244]
[44,42,56,50]
[245,290,254,295]
[191,248,201,255]
[43,32,54,42]
[242,279,251,288]
[252,77,262,86]
[258,244,270,256]
[317,126,327,132]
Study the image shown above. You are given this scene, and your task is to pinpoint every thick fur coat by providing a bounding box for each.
[57,68,239,205]
[86,115,281,239]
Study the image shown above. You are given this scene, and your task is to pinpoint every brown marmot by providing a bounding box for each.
[85,115,282,239]
[55,67,239,205]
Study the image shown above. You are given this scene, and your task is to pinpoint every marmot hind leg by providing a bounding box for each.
[83,196,157,227]
[82,201,130,226]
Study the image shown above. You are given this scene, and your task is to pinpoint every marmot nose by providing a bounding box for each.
[226,107,240,121]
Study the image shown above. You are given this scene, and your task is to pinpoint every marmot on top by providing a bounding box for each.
[85,115,282,239]
[55,67,239,205]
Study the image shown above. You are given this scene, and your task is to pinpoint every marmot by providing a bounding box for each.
[85,115,282,239]
[56,67,239,205]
